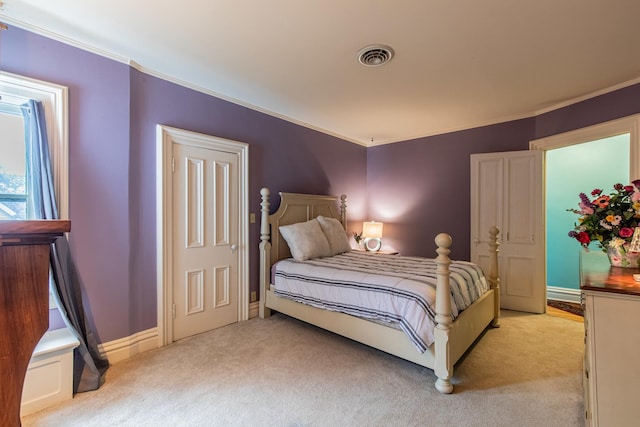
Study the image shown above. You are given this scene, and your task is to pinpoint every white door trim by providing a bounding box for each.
[530,114,640,179]
[156,124,249,347]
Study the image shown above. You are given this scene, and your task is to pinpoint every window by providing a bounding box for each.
[0,72,69,219]
[0,103,28,219]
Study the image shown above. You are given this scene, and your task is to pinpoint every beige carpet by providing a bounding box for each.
[22,310,584,427]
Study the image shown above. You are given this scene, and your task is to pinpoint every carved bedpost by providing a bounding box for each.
[488,226,501,328]
[433,233,454,394]
[339,194,347,229]
[259,188,272,319]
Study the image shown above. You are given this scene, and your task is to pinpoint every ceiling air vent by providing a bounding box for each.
[357,45,394,67]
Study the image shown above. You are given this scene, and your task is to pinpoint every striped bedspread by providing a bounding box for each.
[272,251,488,353]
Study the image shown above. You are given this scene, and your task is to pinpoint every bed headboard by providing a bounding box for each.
[259,188,347,266]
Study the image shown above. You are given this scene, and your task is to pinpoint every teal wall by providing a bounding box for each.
[546,134,630,290]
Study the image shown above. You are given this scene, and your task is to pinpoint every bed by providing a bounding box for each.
[258,188,500,393]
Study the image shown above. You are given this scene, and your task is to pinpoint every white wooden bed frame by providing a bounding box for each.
[258,188,500,393]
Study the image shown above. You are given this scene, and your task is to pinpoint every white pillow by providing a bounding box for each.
[279,218,332,261]
[316,215,351,255]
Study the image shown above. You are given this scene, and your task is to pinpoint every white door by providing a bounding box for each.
[172,143,239,340]
[470,150,545,313]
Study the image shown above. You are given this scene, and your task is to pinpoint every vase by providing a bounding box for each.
[606,244,640,268]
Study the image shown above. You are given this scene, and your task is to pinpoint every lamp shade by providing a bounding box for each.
[362,221,383,239]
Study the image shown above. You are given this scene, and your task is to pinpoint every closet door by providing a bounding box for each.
[471,150,545,313]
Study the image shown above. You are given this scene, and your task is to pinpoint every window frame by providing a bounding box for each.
[0,71,69,220]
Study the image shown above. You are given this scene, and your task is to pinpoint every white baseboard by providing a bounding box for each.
[249,301,259,319]
[99,328,159,364]
[101,304,259,364]
[547,286,581,304]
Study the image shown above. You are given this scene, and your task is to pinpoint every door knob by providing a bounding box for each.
[230,244,238,252]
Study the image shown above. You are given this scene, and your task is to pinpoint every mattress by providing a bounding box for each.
[272,251,488,353]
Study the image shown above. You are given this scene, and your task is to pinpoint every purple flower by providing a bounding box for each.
[579,201,594,215]
[568,231,578,238]
[633,179,640,189]
[614,183,624,191]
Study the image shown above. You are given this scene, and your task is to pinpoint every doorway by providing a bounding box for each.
[531,114,640,303]
[156,125,249,346]
[545,136,629,302]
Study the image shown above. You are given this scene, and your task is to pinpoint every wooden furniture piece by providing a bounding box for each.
[0,220,70,427]
[258,188,500,393]
[581,250,640,427]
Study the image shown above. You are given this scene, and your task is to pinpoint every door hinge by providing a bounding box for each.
[171,157,175,173]
[172,303,176,319]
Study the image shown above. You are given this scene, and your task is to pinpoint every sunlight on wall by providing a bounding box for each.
[546,134,629,290]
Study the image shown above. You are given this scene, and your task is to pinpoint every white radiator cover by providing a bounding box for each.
[21,328,79,416]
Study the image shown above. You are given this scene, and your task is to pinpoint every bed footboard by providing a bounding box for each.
[433,233,454,393]
[431,227,500,393]
[257,187,500,394]
[259,188,272,319]
[488,226,501,328]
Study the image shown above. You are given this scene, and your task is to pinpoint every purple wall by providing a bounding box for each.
[3,27,132,340]
[534,83,640,139]
[3,27,366,343]
[5,25,640,344]
[366,82,640,261]
[128,71,367,336]
[367,119,535,260]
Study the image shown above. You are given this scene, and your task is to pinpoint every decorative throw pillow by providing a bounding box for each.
[316,215,351,255]
[279,218,332,261]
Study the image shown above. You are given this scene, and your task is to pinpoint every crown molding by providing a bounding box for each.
[4,17,640,149]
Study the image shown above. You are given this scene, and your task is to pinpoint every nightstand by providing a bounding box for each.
[353,249,399,255]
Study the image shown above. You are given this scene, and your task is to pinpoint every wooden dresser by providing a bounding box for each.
[0,220,70,427]
[580,250,640,427]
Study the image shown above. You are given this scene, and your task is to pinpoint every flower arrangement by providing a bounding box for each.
[568,181,640,251]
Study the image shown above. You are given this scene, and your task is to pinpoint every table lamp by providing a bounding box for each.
[362,221,383,252]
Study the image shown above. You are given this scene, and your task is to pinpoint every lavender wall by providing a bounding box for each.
[3,28,132,340]
[535,83,640,139]
[5,24,640,345]
[366,119,535,260]
[366,82,640,262]
[128,71,367,336]
[3,27,366,343]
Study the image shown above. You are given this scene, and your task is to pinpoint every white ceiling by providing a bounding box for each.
[2,1,640,146]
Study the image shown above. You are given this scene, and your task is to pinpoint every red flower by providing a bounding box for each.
[620,228,634,238]
[624,185,635,193]
[591,189,602,196]
[576,232,591,245]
